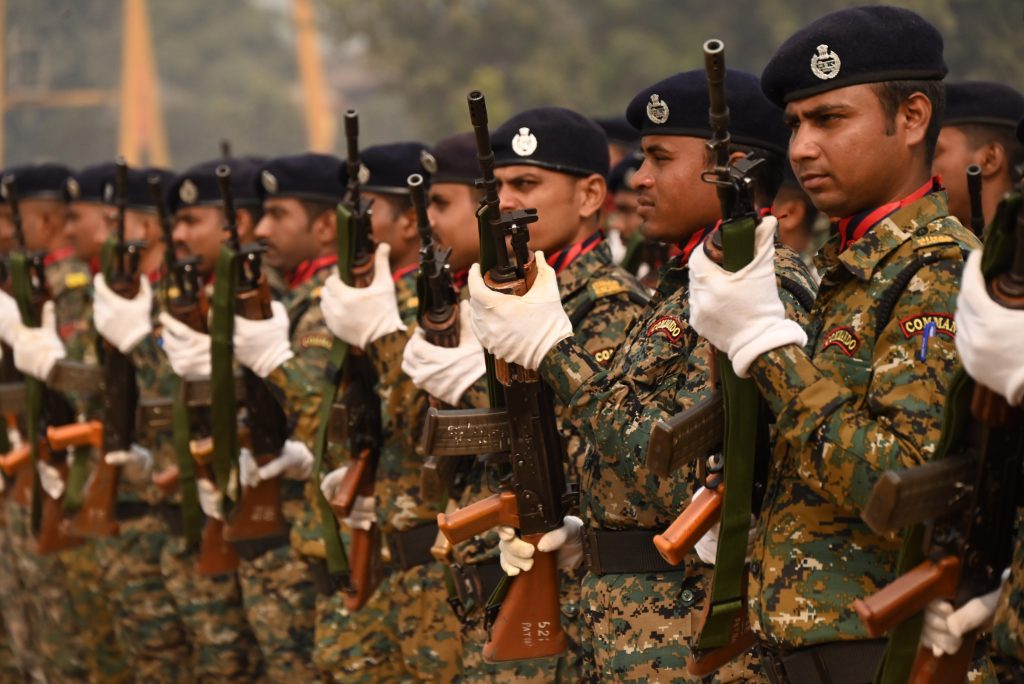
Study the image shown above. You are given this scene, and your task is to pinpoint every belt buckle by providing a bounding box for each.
[583,529,602,575]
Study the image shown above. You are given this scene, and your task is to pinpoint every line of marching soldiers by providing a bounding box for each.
[1,5,1024,684]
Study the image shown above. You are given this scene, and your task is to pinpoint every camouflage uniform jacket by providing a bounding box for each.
[538,238,816,531]
[744,190,980,646]
[456,239,650,564]
[361,265,425,535]
[994,507,1024,662]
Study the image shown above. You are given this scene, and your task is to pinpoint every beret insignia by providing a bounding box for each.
[260,170,278,195]
[810,44,841,80]
[103,182,115,203]
[646,94,670,125]
[66,177,80,200]
[179,179,199,204]
[419,149,438,174]
[822,326,860,356]
[358,163,371,185]
[512,127,538,157]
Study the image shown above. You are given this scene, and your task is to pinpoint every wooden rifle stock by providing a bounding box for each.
[437,491,519,544]
[36,444,83,554]
[48,421,119,537]
[654,484,723,566]
[907,631,978,684]
[854,556,960,638]
[188,436,241,575]
[0,442,30,476]
[328,447,371,518]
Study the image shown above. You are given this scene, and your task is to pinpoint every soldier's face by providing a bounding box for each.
[634,135,720,242]
[65,201,114,262]
[608,190,643,241]
[19,200,65,252]
[428,183,479,272]
[255,197,317,272]
[931,126,979,226]
[172,206,224,275]
[0,207,15,255]
[494,166,588,255]
[785,84,920,217]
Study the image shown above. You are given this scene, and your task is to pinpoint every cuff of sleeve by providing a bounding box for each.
[539,337,601,405]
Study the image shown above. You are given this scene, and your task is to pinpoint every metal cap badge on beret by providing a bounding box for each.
[0,163,73,201]
[760,5,947,107]
[65,162,119,203]
[256,153,345,204]
[168,157,265,214]
[626,69,789,156]
[360,142,433,195]
[607,152,643,194]
[492,107,609,177]
[429,132,478,186]
[943,81,1024,129]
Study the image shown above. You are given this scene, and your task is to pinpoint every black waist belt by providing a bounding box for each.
[583,528,681,575]
[156,503,183,536]
[759,640,887,684]
[386,522,439,571]
[116,501,151,521]
[306,556,348,596]
[449,558,504,615]
[230,533,290,562]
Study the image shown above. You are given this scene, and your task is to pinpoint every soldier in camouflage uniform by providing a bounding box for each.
[931,81,1023,234]
[317,141,469,682]
[465,79,817,682]
[3,162,112,683]
[685,7,983,683]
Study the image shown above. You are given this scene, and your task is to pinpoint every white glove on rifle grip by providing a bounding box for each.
[197,479,223,521]
[257,439,314,482]
[401,301,486,405]
[320,244,406,348]
[467,253,573,371]
[104,443,153,483]
[497,516,585,576]
[13,302,66,381]
[232,301,295,378]
[37,461,64,500]
[688,217,807,377]
[158,313,212,378]
[93,274,153,353]
[0,289,21,346]
[920,568,1009,657]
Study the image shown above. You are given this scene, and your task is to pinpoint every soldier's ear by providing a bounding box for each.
[236,209,256,243]
[311,208,336,247]
[977,141,1007,180]
[577,174,606,221]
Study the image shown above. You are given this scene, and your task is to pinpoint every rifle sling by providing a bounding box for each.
[173,376,202,547]
[210,246,239,505]
[313,337,350,579]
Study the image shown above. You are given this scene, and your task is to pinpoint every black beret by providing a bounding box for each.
[66,162,118,203]
[1,163,73,201]
[626,69,789,156]
[943,81,1024,129]
[256,153,345,204]
[169,157,265,214]
[430,132,478,186]
[593,115,641,145]
[493,107,609,177]
[360,142,433,195]
[608,152,643,194]
[761,6,947,107]
[104,167,176,213]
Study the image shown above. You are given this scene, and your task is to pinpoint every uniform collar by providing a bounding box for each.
[392,262,419,283]
[43,246,75,267]
[828,183,951,282]
[557,238,613,297]
[288,254,337,289]
[546,231,604,275]
[835,177,940,253]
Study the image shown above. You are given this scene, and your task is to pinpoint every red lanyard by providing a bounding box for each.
[546,231,604,275]
[288,254,338,288]
[837,177,940,252]
[392,262,418,283]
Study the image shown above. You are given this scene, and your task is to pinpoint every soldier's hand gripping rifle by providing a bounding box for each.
[649,41,771,676]
[852,188,1024,684]
[326,109,385,611]
[425,91,571,663]
[57,158,144,538]
[2,173,85,551]
[214,166,291,556]
[148,174,238,576]
[408,173,470,504]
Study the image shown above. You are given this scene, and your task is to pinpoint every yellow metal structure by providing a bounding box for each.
[292,0,336,152]
[118,0,170,166]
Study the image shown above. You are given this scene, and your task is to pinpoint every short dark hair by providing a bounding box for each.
[957,123,1024,184]
[298,199,335,225]
[376,194,414,220]
[871,80,946,165]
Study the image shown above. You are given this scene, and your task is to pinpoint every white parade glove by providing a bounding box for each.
[92,274,153,353]
[232,301,294,378]
[257,439,314,482]
[920,600,962,658]
[0,288,21,346]
[468,253,573,370]
[537,515,585,571]
[343,496,376,531]
[320,244,406,348]
[946,568,1010,642]
[401,301,486,405]
[956,251,1024,405]
[692,487,757,565]
[13,301,66,381]
[238,448,260,489]
[497,525,536,576]
[158,313,211,378]
[689,217,807,377]
[104,443,153,483]
[197,479,223,521]
[37,461,64,499]
[319,465,347,501]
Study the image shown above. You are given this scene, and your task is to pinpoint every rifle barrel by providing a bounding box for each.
[966,164,984,238]
[215,165,239,252]
[114,158,128,247]
[1,175,24,249]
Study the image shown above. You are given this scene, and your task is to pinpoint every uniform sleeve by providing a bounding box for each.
[748,256,963,514]
[265,336,333,447]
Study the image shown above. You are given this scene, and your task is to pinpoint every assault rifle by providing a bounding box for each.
[853,187,1024,683]
[216,165,291,557]
[2,172,84,551]
[424,90,571,663]
[327,109,384,611]
[648,40,771,675]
